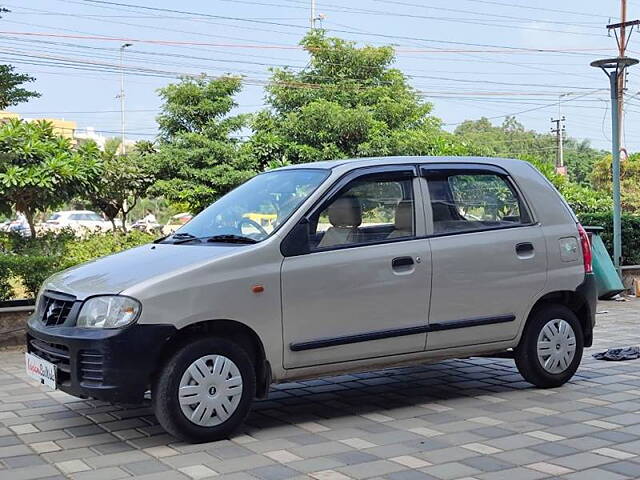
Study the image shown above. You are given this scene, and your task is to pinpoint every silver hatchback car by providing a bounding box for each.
[26,156,597,442]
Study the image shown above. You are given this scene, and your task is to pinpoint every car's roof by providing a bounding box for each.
[272,156,528,171]
[54,210,100,215]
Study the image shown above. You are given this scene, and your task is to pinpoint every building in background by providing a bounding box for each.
[74,127,107,150]
[0,111,77,141]
[0,112,137,151]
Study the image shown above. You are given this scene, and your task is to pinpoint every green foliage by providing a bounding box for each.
[558,182,612,216]
[248,30,470,167]
[0,64,40,111]
[62,230,154,267]
[0,9,39,109]
[150,75,256,213]
[591,153,640,214]
[0,230,154,299]
[0,119,102,236]
[92,139,157,229]
[454,116,605,187]
[578,212,640,266]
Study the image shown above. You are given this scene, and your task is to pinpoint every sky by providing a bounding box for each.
[2,0,639,153]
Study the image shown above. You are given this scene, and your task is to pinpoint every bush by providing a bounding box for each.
[0,230,155,299]
[578,211,640,265]
[61,230,155,269]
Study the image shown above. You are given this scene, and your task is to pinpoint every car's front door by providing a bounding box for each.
[421,164,548,351]
[281,167,432,369]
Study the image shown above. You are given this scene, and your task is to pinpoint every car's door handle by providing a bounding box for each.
[392,256,414,268]
[515,242,534,256]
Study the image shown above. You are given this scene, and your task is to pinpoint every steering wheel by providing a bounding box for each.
[237,217,268,237]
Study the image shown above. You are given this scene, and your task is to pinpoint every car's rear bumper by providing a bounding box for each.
[26,316,176,404]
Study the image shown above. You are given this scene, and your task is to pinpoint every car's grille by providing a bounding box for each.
[40,293,75,327]
[78,350,104,384]
[28,338,71,375]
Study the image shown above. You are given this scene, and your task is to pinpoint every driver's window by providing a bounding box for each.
[311,174,415,250]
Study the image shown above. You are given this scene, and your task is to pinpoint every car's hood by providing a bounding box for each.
[44,243,248,299]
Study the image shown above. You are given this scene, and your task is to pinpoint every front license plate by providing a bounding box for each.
[25,352,57,389]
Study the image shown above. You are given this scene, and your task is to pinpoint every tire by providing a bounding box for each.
[515,304,583,388]
[152,337,256,443]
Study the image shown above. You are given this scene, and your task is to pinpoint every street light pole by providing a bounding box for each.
[591,57,639,275]
[119,43,132,155]
[610,70,622,273]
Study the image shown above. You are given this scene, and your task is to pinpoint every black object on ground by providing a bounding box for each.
[593,346,640,361]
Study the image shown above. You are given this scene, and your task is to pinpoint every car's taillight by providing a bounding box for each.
[577,223,593,273]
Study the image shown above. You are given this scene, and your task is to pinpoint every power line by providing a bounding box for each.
[71,0,611,55]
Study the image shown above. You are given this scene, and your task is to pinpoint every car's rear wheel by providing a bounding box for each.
[515,304,583,388]
[152,337,256,443]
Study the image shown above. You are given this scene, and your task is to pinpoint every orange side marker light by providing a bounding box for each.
[251,284,265,294]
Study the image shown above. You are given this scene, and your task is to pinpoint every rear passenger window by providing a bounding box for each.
[310,174,415,250]
[427,172,530,234]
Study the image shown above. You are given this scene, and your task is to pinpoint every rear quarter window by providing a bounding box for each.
[427,171,531,234]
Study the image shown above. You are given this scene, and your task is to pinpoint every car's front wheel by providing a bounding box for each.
[152,337,256,443]
[515,304,583,388]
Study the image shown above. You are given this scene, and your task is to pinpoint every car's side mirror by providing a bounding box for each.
[280,218,311,257]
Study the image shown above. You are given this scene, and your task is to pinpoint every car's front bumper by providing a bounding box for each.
[26,316,176,404]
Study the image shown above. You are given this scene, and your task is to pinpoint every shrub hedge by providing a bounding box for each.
[0,230,155,300]
[2,212,640,301]
[578,211,640,266]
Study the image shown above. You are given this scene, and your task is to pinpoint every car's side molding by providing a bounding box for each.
[289,314,516,352]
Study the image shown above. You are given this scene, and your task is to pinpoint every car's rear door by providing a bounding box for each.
[280,166,432,369]
[421,164,547,350]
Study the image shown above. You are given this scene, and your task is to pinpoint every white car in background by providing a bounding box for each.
[45,210,113,233]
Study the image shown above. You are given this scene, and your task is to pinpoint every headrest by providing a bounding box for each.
[395,201,413,231]
[328,196,362,228]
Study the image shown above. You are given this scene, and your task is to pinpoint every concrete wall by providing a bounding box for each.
[0,307,33,348]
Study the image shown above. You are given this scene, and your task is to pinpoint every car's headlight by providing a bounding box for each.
[77,295,141,329]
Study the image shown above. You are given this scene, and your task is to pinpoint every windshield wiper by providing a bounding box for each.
[205,235,257,244]
[170,233,258,245]
[169,232,202,244]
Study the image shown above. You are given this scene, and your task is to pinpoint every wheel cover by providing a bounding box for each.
[178,354,243,427]
[536,318,577,374]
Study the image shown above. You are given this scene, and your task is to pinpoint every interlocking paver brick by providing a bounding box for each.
[248,464,300,479]
[70,466,130,480]
[3,454,47,468]
[562,468,630,480]
[0,464,60,480]
[179,464,218,479]
[337,459,406,479]
[55,459,91,474]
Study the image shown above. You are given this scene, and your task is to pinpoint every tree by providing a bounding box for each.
[591,153,640,214]
[0,65,40,111]
[92,138,157,231]
[455,116,556,159]
[0,119,101,237]
[150,75,256,213]
[0,9,40,109]
[247,30,472,168]
[454,116,604,187]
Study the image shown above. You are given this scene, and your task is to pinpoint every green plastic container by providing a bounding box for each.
[584,226,624,300]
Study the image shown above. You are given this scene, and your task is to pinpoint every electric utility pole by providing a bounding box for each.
[551,116,566,175]
[118,42,132,155]
[618,0,628,156]
[310,0,324,29]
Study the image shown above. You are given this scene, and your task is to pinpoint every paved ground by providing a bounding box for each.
[1,300,640,480]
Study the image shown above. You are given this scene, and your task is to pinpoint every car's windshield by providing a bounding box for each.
[85,213,104,221]
[171,169,329,242]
